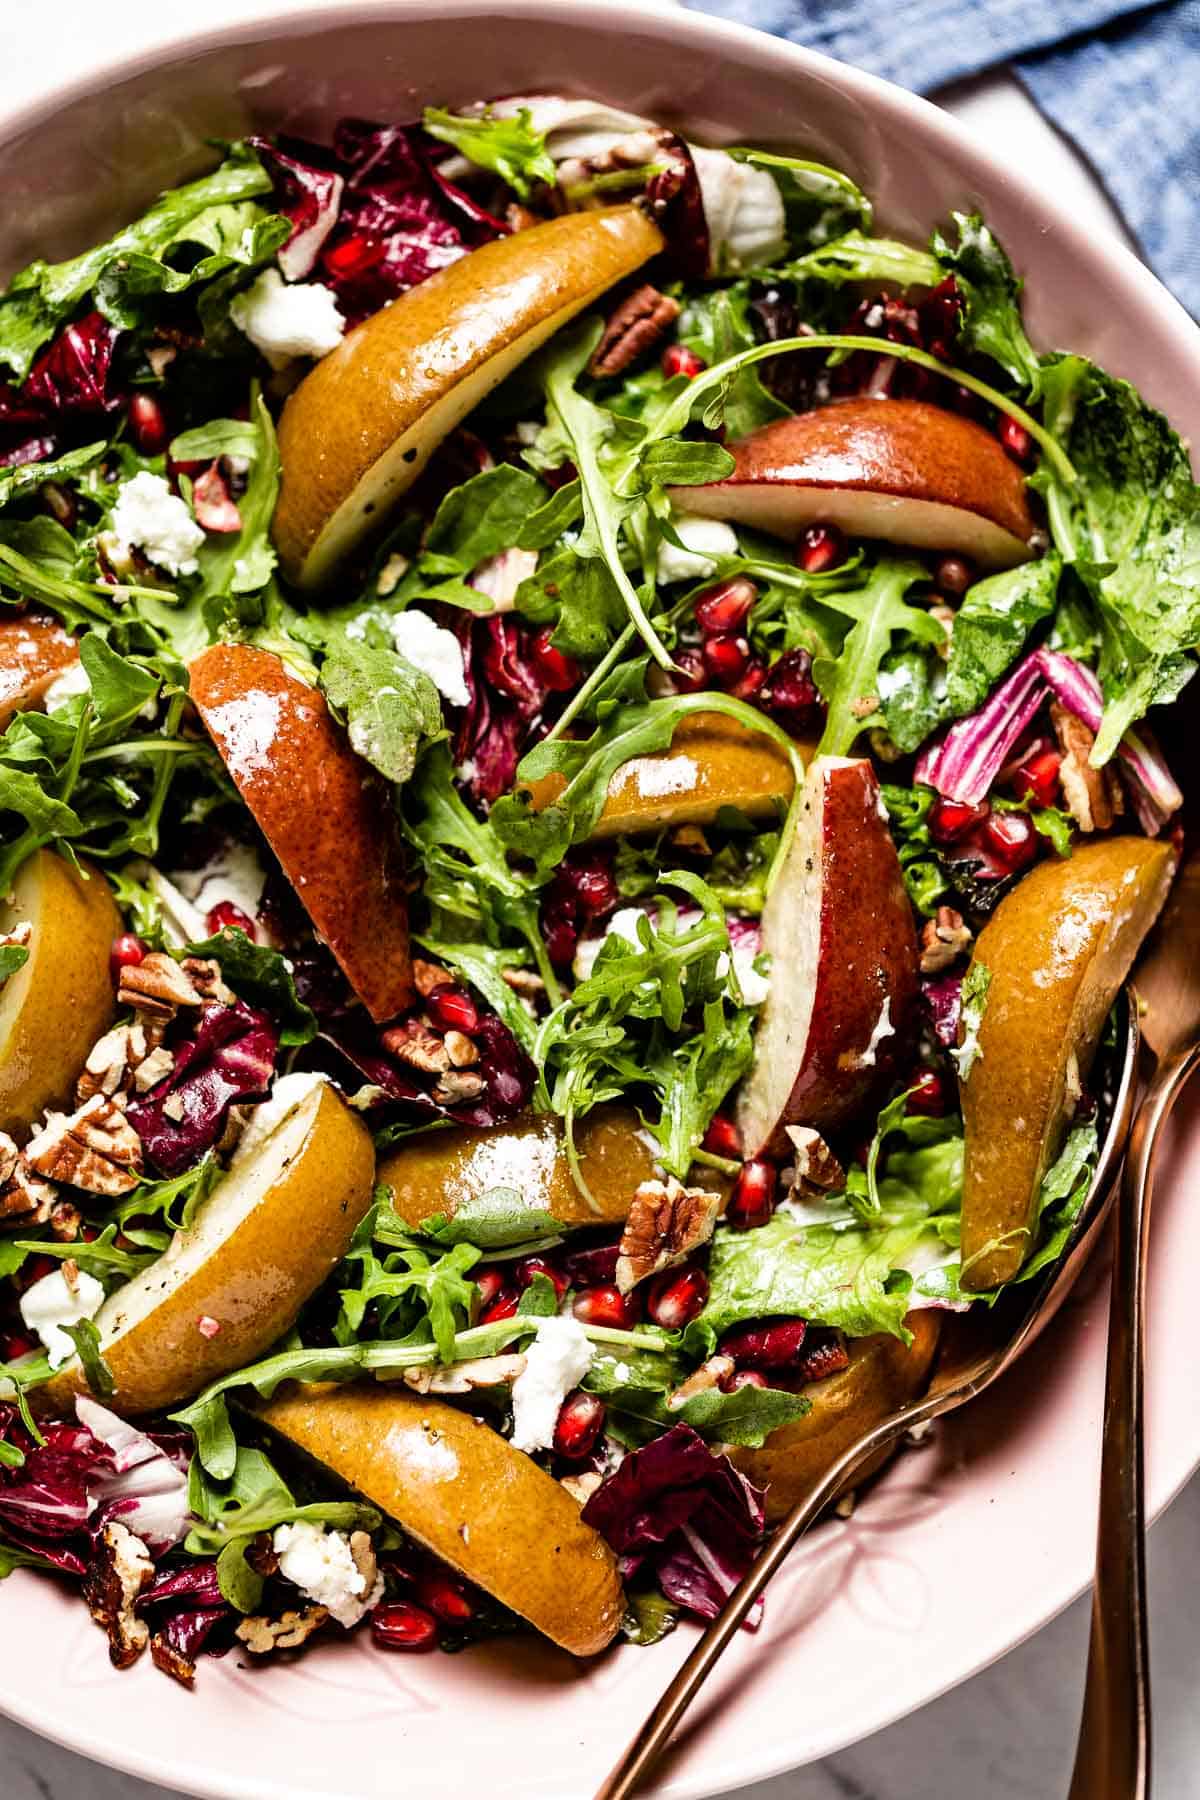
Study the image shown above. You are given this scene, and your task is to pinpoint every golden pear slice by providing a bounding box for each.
[273,207,664,588]
[959,836,1175,1290]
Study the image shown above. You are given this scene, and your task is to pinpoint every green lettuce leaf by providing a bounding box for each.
[423,106,556,200]
[930,212,1041,394]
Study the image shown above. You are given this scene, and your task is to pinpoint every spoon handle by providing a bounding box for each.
[1068,1042,1200,1800]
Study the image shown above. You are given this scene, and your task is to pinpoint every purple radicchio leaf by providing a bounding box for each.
[139,1559,225,1612]
[0,1412,98,1542]
[125,999,278,1177]
[921,972,962,1049]
[75,1396,190,1556]
[453,616,551,808]
[247,136,345,281]
[645,132,710,282]
[321,1009,533,1129]
[23,312,119,414]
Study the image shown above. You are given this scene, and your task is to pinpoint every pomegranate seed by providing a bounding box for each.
[474,1267,506,1309]
[322,232,385,281]
[719,1317,808,1368]
[0,1330,37,1361]
[661,344,706,380]
[371,1600,438,1651]
[479,1285,521,1325]
[646,1266,709,1330]
[694,577,756,635]
[22,1255,59,1288]
[702,632,750,687]
[727,1368,768,1390]
[671,646,709,695]
[514,1255,569,1301]
[562,1241,621,1287]
[934,554,973,597]
[907,1069,948,1116]
[109,934,146,979]
[726,1158,778,1231]
[530,628,580,692]
[730,657,768,703]
[929,797,990,845]
[573,1284,640,1330]
[128,391,169,455]
[793,1336,851,1384]
[425,984,480,1034]
[413,1569,473,1625]
[574,863,618,919]
[206,901,256,941]
[1012,747,1062,810]
[998,415,1034,465]
[981,810,1038,873]
[797,522,845,574]
[553,1388,606,1460]
[760,647,824,738]
[191,461,242,533]
[702,1113,742,1160]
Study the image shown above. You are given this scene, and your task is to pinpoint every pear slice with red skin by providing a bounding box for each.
[736,755,919,1156]
[0,612,79,730]
[189,643,413,1022]
[273,206,664,589]
[670,398,1036,570]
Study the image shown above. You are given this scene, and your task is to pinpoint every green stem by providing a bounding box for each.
[543,621,638,745]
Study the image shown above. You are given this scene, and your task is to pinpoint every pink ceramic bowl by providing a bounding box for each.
[2,8,1199,1798]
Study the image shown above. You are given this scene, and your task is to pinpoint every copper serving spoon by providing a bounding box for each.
[1067,848,1200,1800]
[596,993,1142,1800]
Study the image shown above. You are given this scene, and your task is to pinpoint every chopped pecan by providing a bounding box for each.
[667,1355,735,1410]
[918,905,973,975]
[443,1030,479,1069]
[151,1633,198,1688]
[26,1094,144,1195]
[784,1126,846,1194]
[117,951,204,1019]
[49,1198,83,1242]
[382,1018,450,1075]
[412,957,453,998]
[588,284,681,378]
[180,955,235,1005]
[236,1605,329,1654]
[0,1131,19,1189]
[616,1177,721,1294]
[0,1133,58,1231]
[501,967,545,997]
[669,825,711,856]
[245,1532,281,1579]
[433,1069,486,1105]
[404,1353,526,1396]
[1050,702,1123,833]
[76,1021,175,1104]
[348,1531,379,1602]
[560,1470,604,1506]
[83,1522,153,1670]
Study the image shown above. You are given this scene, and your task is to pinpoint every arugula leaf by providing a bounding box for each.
[675,287,789,439]
[319,627,444,786]
[185,927,316,1045]
[0,941,28,984]
[417,1186,563,1250]
[61,1319,115,1398]
[173,389,281,622]
[423,106,556,201]
[951,961,992,1081]
[423,464,548,572]
[0,443,107,510]
[515,547,626,662]
[586,1347,809,1447]
[930,212,1041,394]
[1036,355,1200,761]
[812,558,940,756]
[771,230,941,289]
[93,204,288,330]
[945,555,1061,716]
[727,149,871,248]
[0,143,272,380]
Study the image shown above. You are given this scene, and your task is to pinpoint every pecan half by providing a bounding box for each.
[667,1355,735,1410]
[1050,702,1123,833]
[236,1605,329,1654]
[433,1069,486,1106]
[404,1353,527,1396]
[443,1030,479,1069]
[76,1022,175,1105]
[26,1095,144,1195]
[382,1018,450,1075]
[589,284,681,378]
[918,905,973,975]
[151,1633,198,1688]
[83,1522,153,1670]
[412,957,453,999]
[0,1133,58,1231]
[785,1126,845,1194]
[117,951,204,1019]
[616,1177,721,1294]
[180,955,235,1005]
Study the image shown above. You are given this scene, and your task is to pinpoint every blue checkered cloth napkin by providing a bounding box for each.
[684,0,1200,316]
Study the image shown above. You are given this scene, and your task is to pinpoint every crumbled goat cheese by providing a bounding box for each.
[690,146,787,272]
[723,938,770,1008]
[20,1266,105,1369]
[173,840,268,928]
[272,1520,383,1629]
[42,661,92,712]
[656,516,739,585]
[509,1315,594,1453]
[572,907,651,982]
[230,269,346,370]
[390,609,471,707]
[855,997,894,1068]
[110,472,205,577]
[232,1073,330,1170]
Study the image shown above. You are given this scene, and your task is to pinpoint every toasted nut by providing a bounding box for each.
[667,1355,735,1410]
[412,958,453,998]
[236,1606,329,1654]
[117,951,203,1018]
[179,955,236,1005]
[443,1030,479,1069]
[785,1125,846,1193]
[589,284,681,378]
[919,905,973,975]
[382,1018,450,1075]
[616,1177,721,1293]
[432,1069,486,1105]
[26,1094,144,1196]
[83,1522,153,1670]
[1050,703,1122,833]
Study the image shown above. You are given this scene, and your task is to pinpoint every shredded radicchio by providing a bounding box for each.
[454,616,555,808]
[0,310,120,463]
[246,137,345,281]
[921,971,963,1048]
[582,1424,766,1627]
[139,1559,232,1665]
[126,999,278,1177]
[323,1010,533,1129]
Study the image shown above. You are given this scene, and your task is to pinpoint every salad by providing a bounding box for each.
[0,94,1186,1683]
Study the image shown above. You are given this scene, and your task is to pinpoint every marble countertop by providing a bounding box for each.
[0,3,1192,1796]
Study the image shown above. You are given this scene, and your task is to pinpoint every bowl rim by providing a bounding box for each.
[0,8,1199,1800]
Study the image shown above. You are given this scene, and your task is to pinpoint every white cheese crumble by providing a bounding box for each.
[389,609,470,707]
[272,1520,383,1629]
[855,997,894,1069]
[173,840,268,929]
[42,661,92,712]
[656,516,739,585]
[690,146,787,273]
[572,906,650,982]
[20,1266,105,1369]
[724,938,770,1008]
[509,1315,594,1453]
[232,1072,330,1170]
[110,472,205,577]
[230,269,346,370]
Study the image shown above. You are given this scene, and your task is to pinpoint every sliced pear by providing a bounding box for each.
[0,850,119,1137]
[273,207,664,589]
[521,713,800,837]
[730,1314,941,1522]
[381,1105,661,1232]
[255,1383,624,1656]
[0,611,79,729]
[959,836,1175,1290]
[36,1081,374,1417]
[670,398,1036,569]
[189,643,413,1023]
[736,755,919,1156]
